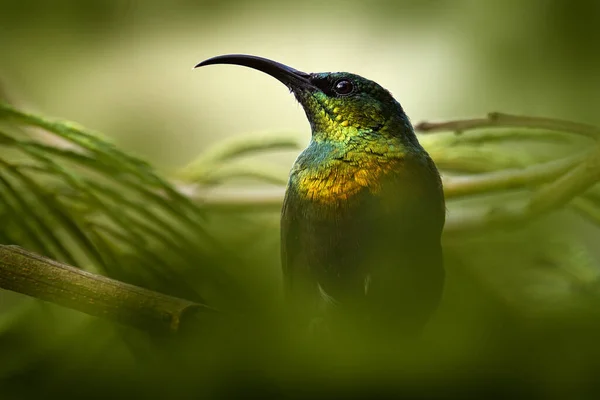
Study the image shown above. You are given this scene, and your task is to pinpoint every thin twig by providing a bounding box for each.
[0,245,215,333]
[416,112,600,141]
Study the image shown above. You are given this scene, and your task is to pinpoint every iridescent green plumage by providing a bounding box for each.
[195,55,446,337]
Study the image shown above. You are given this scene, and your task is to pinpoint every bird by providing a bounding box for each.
[195,54,445,339]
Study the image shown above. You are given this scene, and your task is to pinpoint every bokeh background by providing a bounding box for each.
[3,0,599,168]
[2,0,600,398]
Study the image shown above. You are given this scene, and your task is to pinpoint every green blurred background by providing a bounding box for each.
[3,0,599,168]
[2,0,600,398]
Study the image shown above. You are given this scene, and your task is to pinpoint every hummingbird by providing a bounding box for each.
[195,55,445,338]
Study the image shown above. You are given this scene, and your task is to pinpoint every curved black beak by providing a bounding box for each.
[194,54,313,90]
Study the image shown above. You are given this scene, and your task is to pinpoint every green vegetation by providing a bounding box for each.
[2,102,600,398]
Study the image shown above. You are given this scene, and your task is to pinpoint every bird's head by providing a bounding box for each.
[195,54,415,145]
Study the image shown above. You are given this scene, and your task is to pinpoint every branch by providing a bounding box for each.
[0,245,215,333]
[415,112,600,141]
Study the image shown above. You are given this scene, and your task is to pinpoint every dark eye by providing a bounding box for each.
[333,79,354,95]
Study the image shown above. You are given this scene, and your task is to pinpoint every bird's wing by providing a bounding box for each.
[356,154,446,329]
[281,185,340,309]
[280,188,296,290]
[280,187,312,300]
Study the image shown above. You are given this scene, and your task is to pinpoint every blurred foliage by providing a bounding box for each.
[2,0,600,167]
[1,102,600,398]
[2,0,600,397]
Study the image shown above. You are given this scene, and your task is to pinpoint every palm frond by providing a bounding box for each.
[0,103,243,306]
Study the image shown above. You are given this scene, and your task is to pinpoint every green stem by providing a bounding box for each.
[0,245,215,333]
[529,145,600,215]
[445,145,600,234]
[443,153,587,199]
[416,112,600,140]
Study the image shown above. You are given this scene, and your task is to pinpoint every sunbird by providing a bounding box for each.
[195,55,445,337]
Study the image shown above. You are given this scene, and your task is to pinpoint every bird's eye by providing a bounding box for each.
[333,79,354,95]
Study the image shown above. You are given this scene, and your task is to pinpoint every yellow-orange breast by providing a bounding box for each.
[292,157,403,204]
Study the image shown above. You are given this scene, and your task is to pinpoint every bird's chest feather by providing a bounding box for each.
[285,140,443,248]
[285,143,444,261]
[290,148,403,206]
